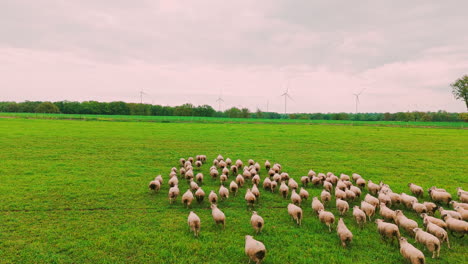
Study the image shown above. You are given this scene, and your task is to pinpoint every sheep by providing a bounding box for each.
[378,192,392,207]
[251,184,261,199]
[356,178,366,188]
[168,176,178,187]
[327,174,339,185]
[394,210,418,236]
[189,180,199,192]
[243,169,252,180]
[195,160,202,168]
[340,174,350,182]
[367,180,381,195]
[413,228,440,258]
[336,199,349,216]
[195,187,205,203]
[291,189,302,206]
[450,200,468,210]
[443,214,468,237]
[155,175,163,184]
[272,164,281,173]
[245,235,266,264]
[387,192,401,205]
[265,160,271,170]
[252,175,261,186]
[364,194,379,208]
[312,197,324,214]
[216,154,224,161]
[268,170,276,178]
[179,158,186,167]
[425,221,450,248]
[301,176,310,187]
[219,185,229,200]
[280,181,289,199]
[318,209,335,232]
[337,218,353,247]
[360,201,375,221]
[352,173,361,181]
[335,188,347,200]
[222,167,229,176]
[182,189,194,208]
[168,185,179,204]
[349,185,361,197]
[308,170,316,178]
[169,171,177,178]
[353,206,366,228]
[262,177,272,191]
[282,173,291,183]
[245,188,256,207]
[195,173,204,184]
[321,189,331,204]
[148,180,161,192]
[236,174,245,187]
[254,162,261,172]
[379,203,396,222]
[213,159,219,167]
[187,157,194,164]
[299,187,309,201]
[228,181,238,196]
[219,160,227,169]
[454,206,468,221]
[210,169,219,180]
[231,165,238,174]
[270,181,277,193]
[272,173,281,182]
[411,201,427,215]
[439,207,462,220]
[429,186,446,192]
[209,190,218,204]
[187,211,201,237]
[336,180,347,191]
[421,213,447,229]
[345,189,356,201]
[220,174,228,185]
[250,211,264,234]
[248,159,255,166]
[408,183,424,197]
[211,204,225,229]
[399,237,425,264]
[234,159,242,168]
[458,191,468,203]
[184,161,192,169]
[323,181,333,192]
[225,158,232,167]
[375,219,400,244]
[422,202,437,215]
[287,203,303,226]
[401,193,418,209]
[428,189,452,205]
[312,176,323,186]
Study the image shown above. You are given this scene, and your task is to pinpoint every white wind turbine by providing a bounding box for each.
[281,79,294,114]
[216,93,224,112]
[139,89,150,104]
[353,89,365,113]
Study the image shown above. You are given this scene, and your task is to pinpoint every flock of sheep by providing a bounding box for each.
[148,154,468,264]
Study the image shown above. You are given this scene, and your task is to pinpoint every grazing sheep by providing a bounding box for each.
[272,164,281,173]
[187,157,194,164]
[280,181,289,199]
[209,190,218,204]
[272,173,281,183]
[411,201,427,215]
[336,180,347,191]
[251,211,264,234]
[301,176,310,187]
[379,203,396,222]
[195,187,205,203]
[262,177,272,191]
[169,171,177,178]
[335,188,347,200]
[213,159,219,167]
[340,174,350,182]
[367,180,381,195]
[216,154,224,161]
[190,180,199,192]
[180,167,186,177]
[243,169,252,180]
[222,167,229,176]
[450,200,468,210]
[155,175,163,184]
[219,185,229,200]
[318,209,335,232]
[168,185,180,204]
[312,197,324,214]
[375,219,400,244]
[428,189,452,205]
[231,165,238,174]
[336,199,349,216]
[323,181,333,192]
[394,210,418,236]
[245,189,256,207]
[361,201,376,221]
[413,228,440,258]
[185,170,194,180]
[211,204,226,229]
[179,158,186,167]
[356,178,366,189]
[458,191,468,203]
[220,174,228,185]
[219,160,227,169]
[425,221,450,248]
[236,159,243,168]
[352,173,361,181]
[254,162,261,172]
[195,160,202,168]
[270,181,277,193]
[350,186,361,197]
[236,174,245,187]
[353,206,366,228]
[149,180,161,192]
[421,213,447,229]
[365,194,379,208]
[182,189,194,208]
[184,161,192,169]
[299,187,309,201]
[439,207,462,220]
[321,189,331,204]
[287,203,303,226]
[454,206,468,221]
[345,189,356,201]
[422,202,437,215]
[187,211,201,237]
[252,175,261,186]
[443,214,468,237]
[312,176,323,186]
[251,184,260,201]
[248,159,255,166]
[265,160,271,170]
[291,189,302,206]
[401,193,418,209]
[408,183,424,197]
[225,158,232,167]
[268,169,276,178]
[337,218,353,247]
[327,174,339,185]
[229,181,238,196]
[245,235,266,264]
[378,192,392,207]
[399,237,425,264]
[196,173,204,184]
[308,170,316,178]
[387,192,401,205]
[210,169,219,180]
[282,173,291,183]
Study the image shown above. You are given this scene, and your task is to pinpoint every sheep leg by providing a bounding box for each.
[446,237,450,248]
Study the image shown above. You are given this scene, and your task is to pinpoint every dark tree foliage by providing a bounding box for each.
[451,75,468,110]
[35,102,60,113]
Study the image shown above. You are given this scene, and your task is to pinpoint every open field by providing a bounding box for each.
[0,118,467,263]
[0,112,466,128]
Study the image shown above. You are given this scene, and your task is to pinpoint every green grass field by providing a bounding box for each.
[0,118,467,263]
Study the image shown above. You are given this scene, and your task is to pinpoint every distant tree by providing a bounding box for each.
[174,103,194,116]
[255,108,263,119]
[240,108,250,118]
[451,75,468,110]
[108,101,130,115]
[224,107,241,118]
[35,102,60,113]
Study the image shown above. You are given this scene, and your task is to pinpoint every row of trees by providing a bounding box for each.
[0,100,466,122]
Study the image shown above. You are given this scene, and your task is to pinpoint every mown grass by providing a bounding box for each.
[0,112,466,128]
[0,118,467,263]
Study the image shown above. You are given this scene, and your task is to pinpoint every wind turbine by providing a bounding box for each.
[281,83,294,114]
[353,89,365,113]
[216,94,224,112]
[139,89,149,104]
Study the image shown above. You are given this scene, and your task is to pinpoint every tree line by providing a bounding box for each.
[0,100,466,122]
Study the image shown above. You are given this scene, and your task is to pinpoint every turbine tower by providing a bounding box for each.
[216,95,224,112]
[281,88,294,114]
[353,89,365,113]
[140,90,149,104]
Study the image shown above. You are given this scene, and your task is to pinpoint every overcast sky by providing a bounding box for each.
[1,0,467,113]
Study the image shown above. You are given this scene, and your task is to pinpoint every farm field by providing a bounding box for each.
[0,118,467,263]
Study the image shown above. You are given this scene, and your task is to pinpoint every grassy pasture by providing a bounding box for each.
[0,118,467,263]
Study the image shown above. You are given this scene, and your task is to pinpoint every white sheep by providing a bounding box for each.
[281,172,289,182]
[408,183,424,197]
[291,189,302,206]
[155,175,163,185]
[252,175,261,186]
[420,213,447,229]
[251,184,260,200]
[336,198,349,216]
[335,188,347,200]
[250,211,264,234]
[287,203,303,226]
[350,185,361,197]
[262,177,271,191]
[413,228,440,258]
[411,201,427,215]
[336,180,347,191]
[378,191,392,207]
[454,205,468,221]
[236,174,245,187]
[438,207,462,220]
[360,201,375,221]
[352,206,366,229]
[219,160,227,169]
[364,194,379,208]
[352,173,361,181]
[216,154,224,161]
[428,189,452,205]
[321,189,331,204]
[422,202,437,215]
[210,169,219,180]
[443,214,468,237]
[209,190,218,204]
[195,187,205,203]
[401,193,418,209]
[318,209,335,232]
[288,177,298,190]
[337,218,353,247]
[301,176,310,187]
[424,221,450,248]
[340,174,350,182]
[312,197,324,215]
[190,180,199,192]
[148,180,161,192]
[225,158,232,166]
[323,181,333,192]
[375,219,400,244]
[299,187,309,201]
[394,210,418,236]
[367,180,381,195]
[195,173,204,184]
[243,169,252,180]
[248,159,255,166]
[222,167,229,176]
[245,235,266,264]
[450,200,468,210]
[236,159,243,168]
[168,176,178,187]
[179,158,186,167]
[245,189,256,207]
[265,160,271,170]
[182,189,194,208]
[279,181,289,199]
[312,175,323,186]
[398,237,425,264]
[308,170,316,178]
[168,185,180,204]
[379,202,396,222]
[356,177,366,189]
[345,189,356,201]
[272,173,281,183]
[195,160,202,168]
[387,192,401,205]
[254,162,261,172]
[220,174,228,185]
[229,181,238,196]
[187,211,201,237]
[231,165,238,175]
[270,181,277,193]
[211,204,225,229]
[219,185,229,200]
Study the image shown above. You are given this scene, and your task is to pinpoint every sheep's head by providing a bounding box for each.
[375,219,383,224]
[413,228,422,233]
[399,237,407,243]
